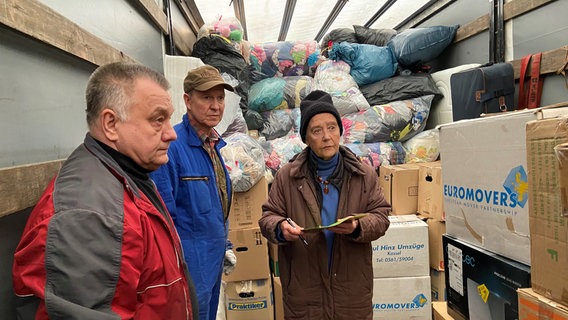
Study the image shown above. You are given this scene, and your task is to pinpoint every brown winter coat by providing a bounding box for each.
[258,146,391,320]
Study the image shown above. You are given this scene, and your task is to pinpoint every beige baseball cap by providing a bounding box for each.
[183,65,234,93]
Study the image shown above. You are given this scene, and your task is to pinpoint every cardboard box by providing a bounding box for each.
[229,177,268,230]
[439,107,568,265]
[218,281,227,320]
[418,161,445,220]
[526,117,568,305]
[371,215,429,278]
[226,278,274,320]
[223,227,270,282]
[433,301,454,320]
[372,276,432,320]
[427,218,446,271]
[272,276,284,320]
[431,269,446,301]
[268,242,279,277]
[518,288,568,320]
[443,234,530,320]
[379,163,420,215]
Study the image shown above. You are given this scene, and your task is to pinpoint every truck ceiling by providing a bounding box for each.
[189,0,441,43]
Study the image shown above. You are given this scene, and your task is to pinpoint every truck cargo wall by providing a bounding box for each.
[422,0,568,107]
[0,1,181,318]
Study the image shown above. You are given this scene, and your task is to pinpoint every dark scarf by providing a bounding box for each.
[95,139,168,219]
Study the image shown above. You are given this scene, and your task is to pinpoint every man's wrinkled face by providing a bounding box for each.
[114,78,177,171]
[184,85,226,133]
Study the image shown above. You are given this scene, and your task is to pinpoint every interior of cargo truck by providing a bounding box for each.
[1,1,568,319]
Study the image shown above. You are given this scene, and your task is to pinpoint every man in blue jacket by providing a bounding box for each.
[151,65,235,320]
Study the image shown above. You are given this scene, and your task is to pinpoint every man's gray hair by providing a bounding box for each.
[85,62,170,128]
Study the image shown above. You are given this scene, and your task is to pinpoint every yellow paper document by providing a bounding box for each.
[303,213,368,232]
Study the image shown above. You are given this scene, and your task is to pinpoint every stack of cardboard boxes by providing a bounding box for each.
[433,107,568,320]
[417,161,447,304]
[379,160,447,314]
[370,214,432,319]
[379,106,568,319]
[222,177,275,320]
[436,111,537,320]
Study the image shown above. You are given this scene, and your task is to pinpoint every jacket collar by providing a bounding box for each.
[83,133,141,198]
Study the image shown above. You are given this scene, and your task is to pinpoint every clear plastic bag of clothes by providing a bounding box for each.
[259,108,301,141]
[313,60,370,116]
[248,76,314,113]
[220,133,266,192]
[341,95,434,143]
[259,134,306,175]
[249,40,321,78]
[345,141,406,168]
[403,129,440,163]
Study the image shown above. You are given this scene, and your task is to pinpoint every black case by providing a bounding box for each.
[450,62,515,121]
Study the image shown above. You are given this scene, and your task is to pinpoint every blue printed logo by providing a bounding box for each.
[443,165,528,214]
[373,293,429,310]
[502,165,528,208]
[413,294,428,308]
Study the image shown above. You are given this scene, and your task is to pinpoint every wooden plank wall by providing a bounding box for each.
[0,160,63,218]
[0,0,566,217]
[0,0,192,66]
[0,0,197,218]
[0,0,137,66]
[383,0,567,79]
[451,0,566,79]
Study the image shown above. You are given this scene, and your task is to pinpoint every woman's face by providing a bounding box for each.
[305,113,341,160]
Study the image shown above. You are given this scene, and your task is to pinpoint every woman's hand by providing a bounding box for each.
[281,218,305,242]
[328,218,359,234]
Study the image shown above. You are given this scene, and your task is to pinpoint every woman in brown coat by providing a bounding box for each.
[258,90,391,320]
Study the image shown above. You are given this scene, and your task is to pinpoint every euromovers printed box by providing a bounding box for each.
[225,278,274,320]
[443,234,530,320]
[439,107,568,265]
[418,161,444,221]
[223,227,270,282]
[229,176,268,230]
[371,215,429,278]
[526,117,568,305]
[379,163,420,215]
[372,276,432,320]
[518,288,568,320]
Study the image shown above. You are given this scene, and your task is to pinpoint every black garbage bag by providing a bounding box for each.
[353,25,397,46]
[361,73,442,106]
[320,27,358,57]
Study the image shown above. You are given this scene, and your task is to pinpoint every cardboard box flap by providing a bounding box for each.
[555,142,568,216]
[527,116,568,304]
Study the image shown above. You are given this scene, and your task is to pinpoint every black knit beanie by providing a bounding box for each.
[299,90,343,142]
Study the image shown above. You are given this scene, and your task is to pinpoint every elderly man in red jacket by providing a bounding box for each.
[13,62,198,319]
